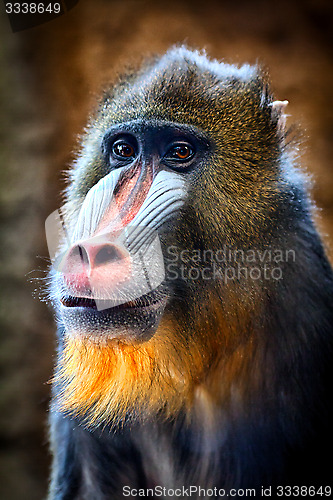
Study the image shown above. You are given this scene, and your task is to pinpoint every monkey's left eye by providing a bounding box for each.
[111,140,136,159]
[164,143,195,162]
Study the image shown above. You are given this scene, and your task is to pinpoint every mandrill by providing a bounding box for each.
[46,47,333,499]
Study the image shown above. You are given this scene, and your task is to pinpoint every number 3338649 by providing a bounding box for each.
[5,3,61,14]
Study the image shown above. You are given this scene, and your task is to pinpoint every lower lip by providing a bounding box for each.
[59,295,167,342]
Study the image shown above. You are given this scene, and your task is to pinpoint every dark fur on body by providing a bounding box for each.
[49,47,333,499]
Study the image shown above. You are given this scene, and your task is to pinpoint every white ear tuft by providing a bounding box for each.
[270,100,289,134]
[271,100,289,113]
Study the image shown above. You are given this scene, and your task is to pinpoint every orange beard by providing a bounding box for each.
[53,289,257,428]
[53,316,213,427]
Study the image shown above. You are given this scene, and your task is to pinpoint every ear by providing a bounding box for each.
[270,100,289,135]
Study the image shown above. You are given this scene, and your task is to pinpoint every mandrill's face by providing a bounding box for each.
[50,120,211,343]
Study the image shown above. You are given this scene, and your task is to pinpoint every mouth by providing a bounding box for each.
[59,287,167,341]
[60,289,164,312]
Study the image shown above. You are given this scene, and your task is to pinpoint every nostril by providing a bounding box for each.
[94,245,123,266]
[79,245,89,264]
[69,245,89,265]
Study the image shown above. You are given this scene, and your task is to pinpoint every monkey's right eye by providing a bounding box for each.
[111,140,136,160]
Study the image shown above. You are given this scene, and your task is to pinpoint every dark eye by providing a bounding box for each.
[165,143,195,162]
[112,140,136,159]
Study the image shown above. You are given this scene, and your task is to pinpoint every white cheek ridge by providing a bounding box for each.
[72,169,187,246]
[72,168,123,242]
[125,170,187,252]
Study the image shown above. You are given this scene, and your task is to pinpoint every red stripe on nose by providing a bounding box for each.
[96,163,154,234]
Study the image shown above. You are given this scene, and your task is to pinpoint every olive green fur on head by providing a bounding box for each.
[65,46,296,250]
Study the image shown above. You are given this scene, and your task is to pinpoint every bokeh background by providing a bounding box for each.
[0,1,332,498]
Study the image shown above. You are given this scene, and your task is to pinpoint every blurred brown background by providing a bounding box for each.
[0,0,332,498]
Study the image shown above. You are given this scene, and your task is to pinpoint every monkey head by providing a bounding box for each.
[48,47,292,426]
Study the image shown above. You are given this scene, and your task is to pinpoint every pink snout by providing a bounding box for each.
[59,236,131,298]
